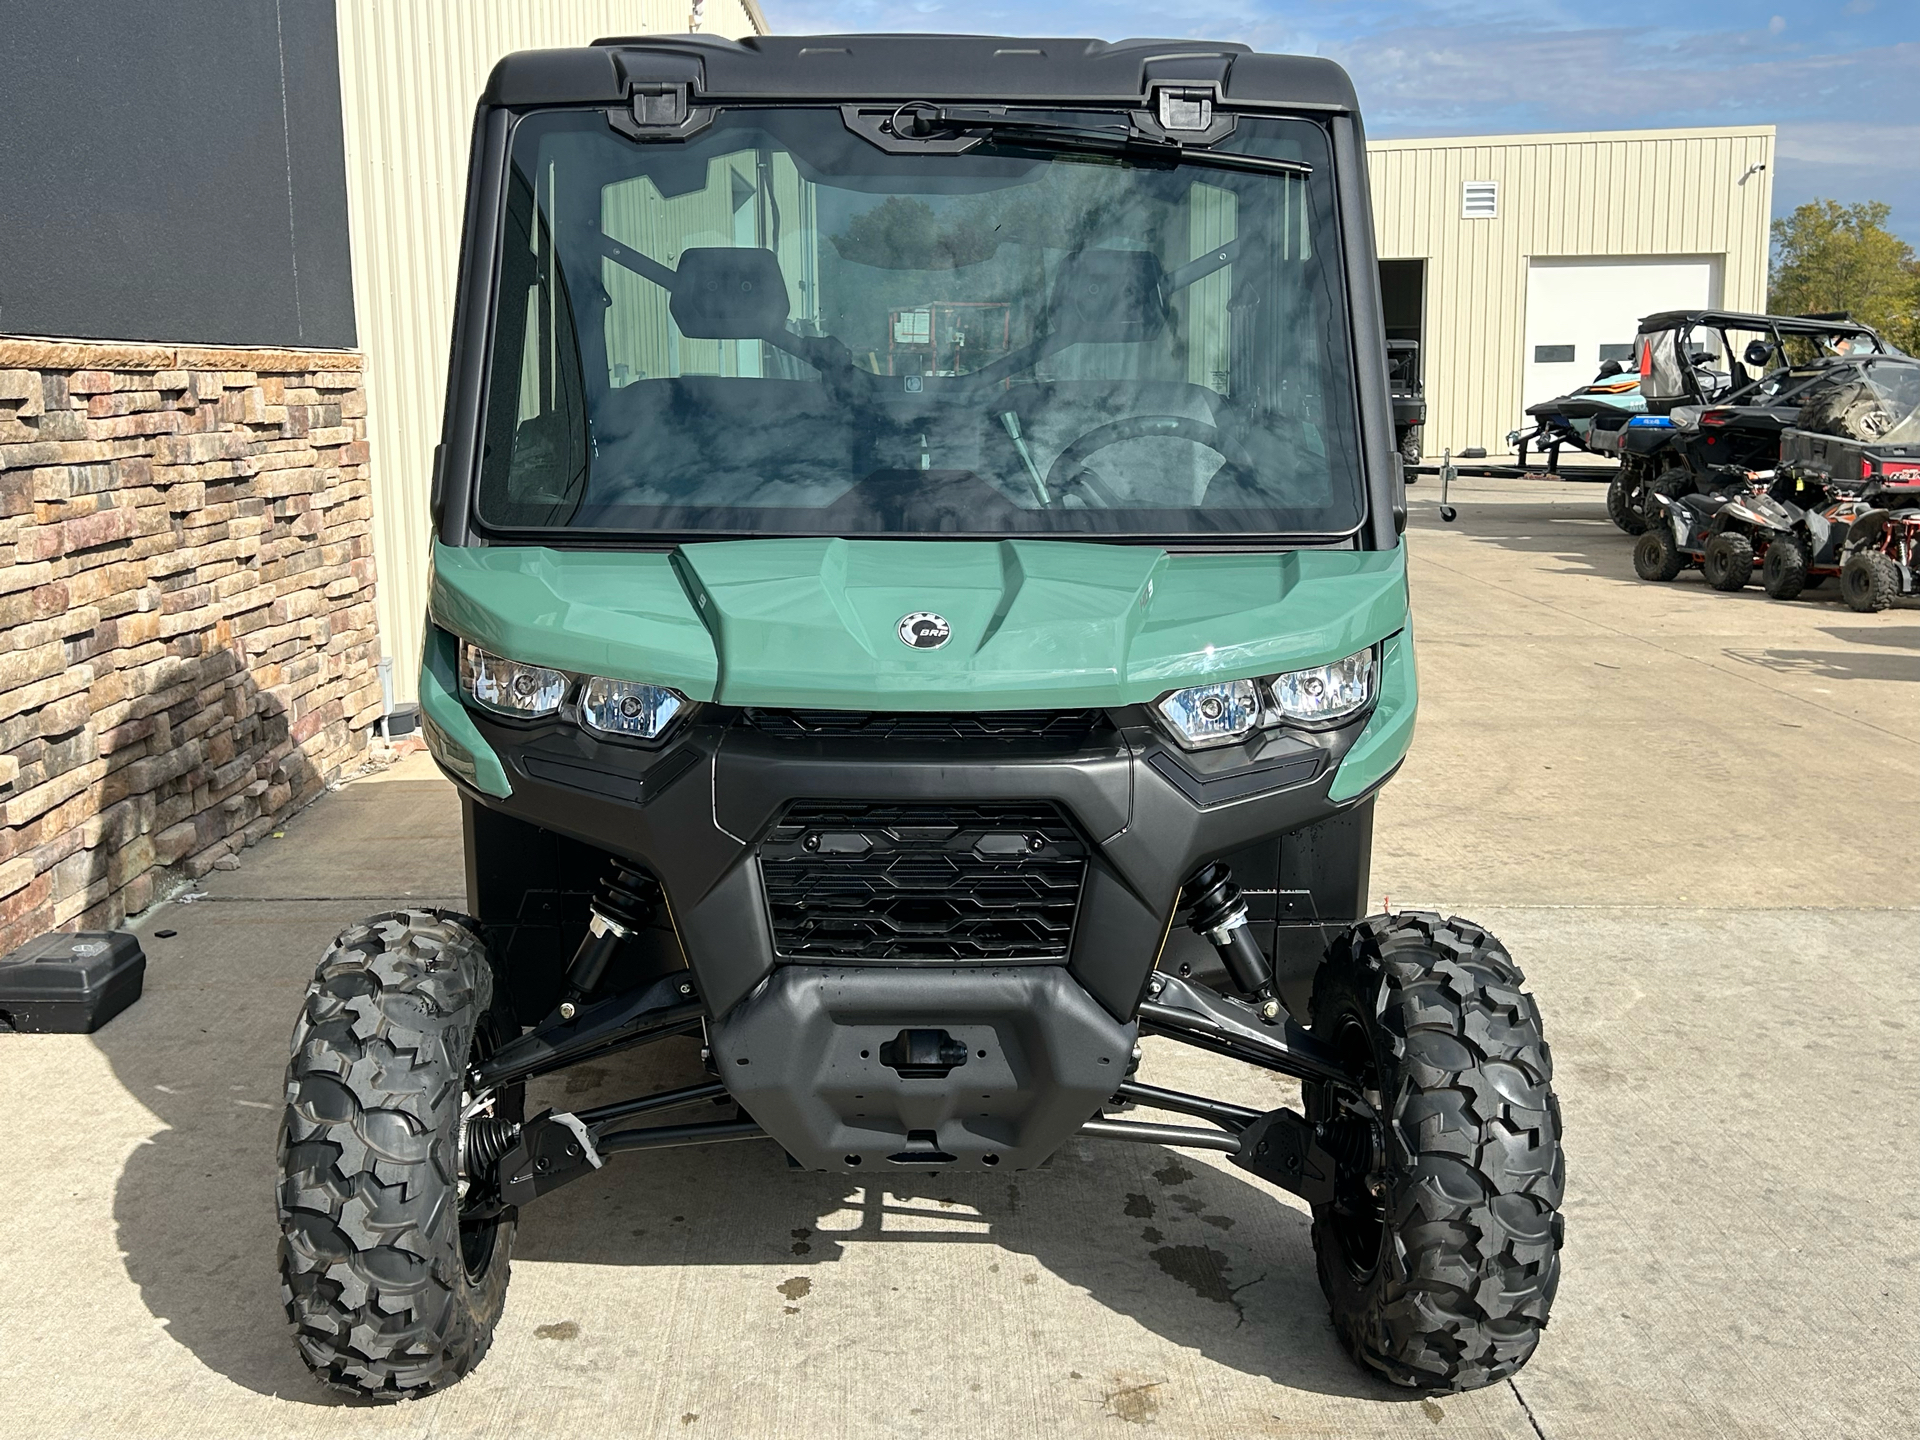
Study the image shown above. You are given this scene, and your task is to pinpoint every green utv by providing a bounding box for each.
[276,34,1563,1399]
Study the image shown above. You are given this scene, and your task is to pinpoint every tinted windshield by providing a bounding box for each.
[474,107,1364,539]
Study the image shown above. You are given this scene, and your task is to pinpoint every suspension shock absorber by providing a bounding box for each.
[558,860,662,1015]
[1183,861,1282,1022]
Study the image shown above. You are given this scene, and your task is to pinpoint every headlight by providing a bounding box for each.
[581,677,685,740]
[461,641,566,718]
[1154,648,1376,750]
[1156,679,1263,749]
[1266,650,1375,726]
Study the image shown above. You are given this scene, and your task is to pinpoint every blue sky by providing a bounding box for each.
[763,0,1920,246]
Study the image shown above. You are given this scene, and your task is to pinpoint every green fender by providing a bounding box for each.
[1327,627,1417,802]
[418,624,512,799]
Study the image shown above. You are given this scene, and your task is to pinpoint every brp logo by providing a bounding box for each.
[897,612,951,650]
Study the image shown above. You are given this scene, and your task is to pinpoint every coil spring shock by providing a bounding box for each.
[1183,861,1280,1018]
[560,860,664,1008]
[595,861,661,932]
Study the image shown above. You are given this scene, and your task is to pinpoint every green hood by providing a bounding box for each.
[428,538,1408,711]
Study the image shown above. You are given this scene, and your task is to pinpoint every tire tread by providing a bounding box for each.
[1842,550,1899,612]
[1311,912,1564,1392]
[276,909,511,1400]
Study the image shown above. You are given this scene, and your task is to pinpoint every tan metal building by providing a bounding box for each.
[1367,124,1775,462]
[333,1,768,707]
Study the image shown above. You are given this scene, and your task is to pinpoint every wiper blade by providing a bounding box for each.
[841,104,1311,179]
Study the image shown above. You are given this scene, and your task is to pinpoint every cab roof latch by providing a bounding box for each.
[1137,83,1235,146]
[1157,87,1213,132]
[632,82,689,128]
[608,67,713,143]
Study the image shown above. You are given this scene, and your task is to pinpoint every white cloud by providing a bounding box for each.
[1774,121,1920,167]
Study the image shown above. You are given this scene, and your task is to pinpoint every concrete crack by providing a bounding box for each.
[1509,1377,1549,1440]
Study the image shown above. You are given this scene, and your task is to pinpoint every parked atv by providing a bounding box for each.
[1770,362,1920,607]
[1703,470,1803,591]
[1634,475,1765,588]
[1758,478,1845,599]
[1839,505,1920,610]
[273,35,1562,1402]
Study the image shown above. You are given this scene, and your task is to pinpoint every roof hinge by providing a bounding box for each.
[608,83,712,142]
[1136,84,1236,146]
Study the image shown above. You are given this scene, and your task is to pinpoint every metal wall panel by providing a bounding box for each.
[335,0,768,706]
[1366,126,1774,461]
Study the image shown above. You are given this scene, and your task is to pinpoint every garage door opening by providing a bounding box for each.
[1379,258,1425,350]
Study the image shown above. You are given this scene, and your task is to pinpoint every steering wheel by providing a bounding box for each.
[1044,415,1258,506]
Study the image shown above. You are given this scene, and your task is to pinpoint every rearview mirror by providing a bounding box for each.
[1597,359,1625,378]
[1050,250,1168,345]
[669,247,790,340]
[1743,339,1774,368]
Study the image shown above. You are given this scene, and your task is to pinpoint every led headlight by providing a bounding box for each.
[460,641,566,718]
[1154,648,1376,750]
[1266,650,1375,727]
[1156,679,1263,749]
[580,677,685,740]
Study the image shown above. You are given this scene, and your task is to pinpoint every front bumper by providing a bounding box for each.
[712,965,1134,1170]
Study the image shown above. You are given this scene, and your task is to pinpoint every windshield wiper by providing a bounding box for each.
[842,104,1312,180]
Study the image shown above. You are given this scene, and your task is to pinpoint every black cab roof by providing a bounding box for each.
[1636,308,1881,339]
[482,33,1359,111]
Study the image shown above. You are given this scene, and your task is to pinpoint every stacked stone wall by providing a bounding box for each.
[0,336,383,953]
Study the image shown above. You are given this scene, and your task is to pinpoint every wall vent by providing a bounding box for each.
[1462,181,1499,219]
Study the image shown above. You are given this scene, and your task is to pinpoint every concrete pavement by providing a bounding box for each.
[0,477,1914,1439]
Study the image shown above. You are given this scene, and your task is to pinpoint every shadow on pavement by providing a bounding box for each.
[99,903,380,1406]
[512,1037,1400,1403]
[96,905,1406,1408]
[1722,646,1920,683]
[1819,624,1920,651]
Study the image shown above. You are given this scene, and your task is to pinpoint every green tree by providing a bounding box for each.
[1769,199,1920,353]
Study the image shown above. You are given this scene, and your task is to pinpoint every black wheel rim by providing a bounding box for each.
[1320,1012,1388,1279]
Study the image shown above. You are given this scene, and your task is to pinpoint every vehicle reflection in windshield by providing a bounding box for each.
[474,107,1363,540]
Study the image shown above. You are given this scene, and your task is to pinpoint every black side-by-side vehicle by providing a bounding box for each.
[1592,309,1888,533]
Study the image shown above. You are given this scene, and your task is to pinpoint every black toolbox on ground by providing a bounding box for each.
[0,931,147,1033]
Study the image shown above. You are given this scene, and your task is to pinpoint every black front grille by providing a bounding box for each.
[761,801,1087,962]
[743,709,1106,744]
